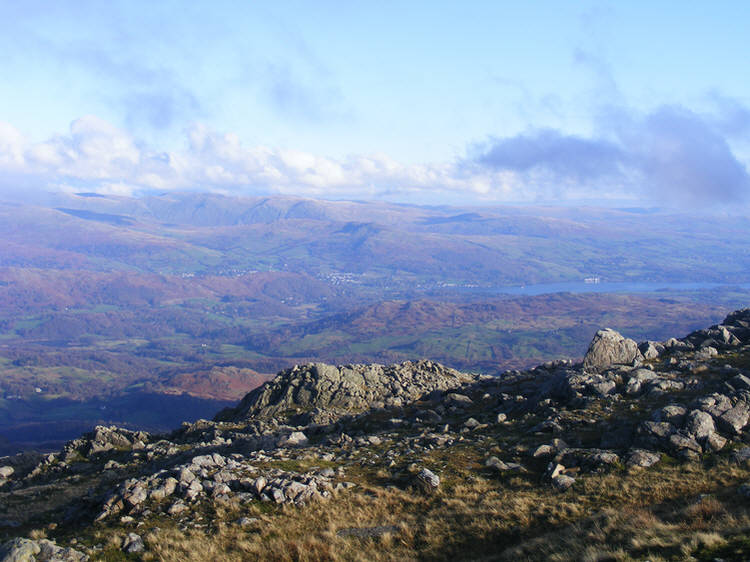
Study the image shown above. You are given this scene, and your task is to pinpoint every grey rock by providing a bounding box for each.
[211,483,232,497]
[697,393,733,419]
[589,380,617,396]
[485,456,503,469]
[0,537,89,562]
[446,393,473,406]
[638,341,664,360]
[645,378,685,395]
[695,346,718,360]
[668,432,702,460]
[625,368,658,395]
[184,479,203,501]
[178,467,196,484]
[583,328,642,370]
[418,410,442,423]
[168,500,189,515]
[704,431,727,452]
[123,483,148,508]
[665,338,693,350]
[122,533,145,554]
[38,539,89,561]
[731,374,750,391]
[685,410,715,440]
[0,467,13,479]
[531,444,555,458]
[485,457,523,472]
[414,468,440,493]
[732,447,750,464]
[652,405,687,425]
[551,474,576,491]
[587,451,620,470]
[718,402,750,435]
[0,538,39,562]
[626,449,661,469]
[252,476,267,495]
[337,525,400,538]
[278,431,309,447]
[637,421,676,447]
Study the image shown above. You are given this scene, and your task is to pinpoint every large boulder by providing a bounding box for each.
[583,329,642,370]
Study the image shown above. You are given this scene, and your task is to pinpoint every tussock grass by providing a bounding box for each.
[83,458,750,561]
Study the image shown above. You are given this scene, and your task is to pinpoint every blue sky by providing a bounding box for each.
[0,1,749,207]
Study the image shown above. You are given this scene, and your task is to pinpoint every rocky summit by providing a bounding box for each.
[216,359,475,424]
[4,311,750,560]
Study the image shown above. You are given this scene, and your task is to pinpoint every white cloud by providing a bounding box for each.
[0,122,26,169]
[4,110,744,207]
[0,116,523,202]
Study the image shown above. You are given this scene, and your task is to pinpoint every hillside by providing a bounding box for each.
[0,193,750,454]
[4,193,750,455]
[3,310,750,559]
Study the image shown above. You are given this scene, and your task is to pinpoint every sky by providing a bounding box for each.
[0,1,749,208]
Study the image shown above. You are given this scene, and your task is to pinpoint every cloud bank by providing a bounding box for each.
[0,103,748,208]
[472,105,750,206]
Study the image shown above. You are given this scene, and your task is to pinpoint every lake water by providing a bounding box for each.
[490,281,750,296]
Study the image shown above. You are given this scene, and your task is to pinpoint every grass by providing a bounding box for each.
[55,451,750,562]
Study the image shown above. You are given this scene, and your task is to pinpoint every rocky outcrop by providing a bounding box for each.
[216,359,475,423]
[62,425,149,462]
[583,328,642,370]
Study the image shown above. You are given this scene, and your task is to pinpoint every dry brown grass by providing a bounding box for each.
[81,458,750,561]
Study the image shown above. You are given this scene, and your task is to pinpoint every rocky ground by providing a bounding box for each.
[4,310,750,560]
